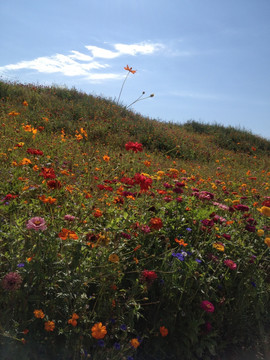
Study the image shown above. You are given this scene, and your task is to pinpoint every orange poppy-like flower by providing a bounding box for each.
[68,313,79,327]
[175,238,188,247]
[124,65,136,74]
[159,326,168,337]
[9,111,20,116]
[22,101,28,106]
[33,309,45,319]
[103,155,110,162]
[91,322,107,339]
[149,217,163,230]
[264,238,270,247]
[130,338,140,348]
[58,228,78,240]
[44,321,55,332]
[39,195,57,204]
[20,158,32,166]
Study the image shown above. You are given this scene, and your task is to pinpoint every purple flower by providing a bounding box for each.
[120,324,127,331]
[2,272,22,291]
[97,339,105,347]
[17,263,25,268]
[26,217,47,231]
[114,342,121,350]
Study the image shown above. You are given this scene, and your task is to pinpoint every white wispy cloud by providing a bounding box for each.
[0,41,164,81]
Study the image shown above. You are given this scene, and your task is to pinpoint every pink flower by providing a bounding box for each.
[64,215,76,221]
[26,217,47,231]
[2,272,22,291]
[224,259,237,270]
[200,300,215,313]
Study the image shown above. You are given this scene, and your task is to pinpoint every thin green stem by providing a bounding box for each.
[117,72,130,105]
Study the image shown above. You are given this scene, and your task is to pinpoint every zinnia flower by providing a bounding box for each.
[26,217,47,231]
[149,217,163,230]
[141,270,158,284]
[108,253,120,263]
[200,300,215,313]
[125,142,143,153]
[224,259,237,270]
[259,206,270,217]
[33,309,45,319]
[44,321,55,332]
[91,322,107,339]
[2,272,22,291]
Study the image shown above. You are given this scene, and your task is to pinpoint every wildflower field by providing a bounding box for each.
[0,79,270,360]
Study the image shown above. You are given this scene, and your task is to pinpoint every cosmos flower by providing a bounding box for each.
[200,300,215,313]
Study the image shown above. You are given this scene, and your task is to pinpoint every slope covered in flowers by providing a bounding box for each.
[0,81,270,360]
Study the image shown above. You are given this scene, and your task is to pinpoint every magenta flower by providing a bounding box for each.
[200,300,215,313]
[26,217,47,231]
[224,259,237,270]
[2,272,22,291]
[141,270,158,284]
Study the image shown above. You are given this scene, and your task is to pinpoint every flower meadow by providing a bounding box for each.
[0,80,270,360]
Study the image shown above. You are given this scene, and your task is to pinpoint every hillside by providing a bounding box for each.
[0,80,270,360]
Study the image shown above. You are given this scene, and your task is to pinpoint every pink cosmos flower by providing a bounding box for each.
[141,270,158,284]
[224,259,237,270]
[2,272,22,291]
[200,300,215,313]
[26,217,47,231]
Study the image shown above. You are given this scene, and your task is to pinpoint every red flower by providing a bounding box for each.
[47,180,62,189]
[125,141,143,153]
[39,167,56,179]
[141,270,157,284]
[134,173,152,191]
[149,217,163,230]
[27,148,44,156]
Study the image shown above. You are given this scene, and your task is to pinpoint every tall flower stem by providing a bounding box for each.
[117,72,130,105]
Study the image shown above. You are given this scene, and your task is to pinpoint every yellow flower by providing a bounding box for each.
[258,206,270,217]
[213,242,225,252]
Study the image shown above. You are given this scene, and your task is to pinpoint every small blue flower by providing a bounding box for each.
[186,228,192,232]
[120,324,127,331]
[114,342,121,350]
[17,263,25,267]
[110,318,116,324]
[251,281,256,287]
[195,259,202,263]
[172,252,185,261]
[127,357,134,360]
[97,339,105,347]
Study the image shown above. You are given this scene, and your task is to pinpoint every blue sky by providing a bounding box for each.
[1,0,270,139]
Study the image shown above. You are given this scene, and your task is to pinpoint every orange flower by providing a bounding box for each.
[103,155,110,162]
[213,242,225,252]
[265,238,270,247]
[9,111,20,116]
[44,321,55,332]
[130,338,140,348]
[124,65,136,74]
[33,309,45,319]
[22,100,28,106]
[108,253,119,263]
[93,209,103,218]
[68,313,79,327]
[39,195,57,204]
[20,158,32,166]
[175,238,188,247]
[160,326,168,337]
[58,228,78,240]
[91,322,107,339]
